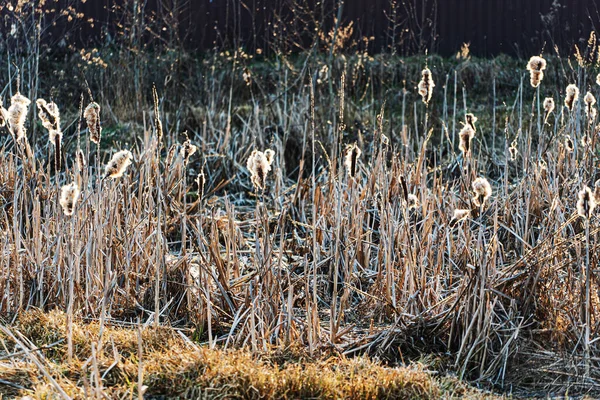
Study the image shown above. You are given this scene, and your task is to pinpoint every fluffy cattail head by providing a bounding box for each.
[526,56,546,87]
[84,102,101,144]
[594,180,600,204]
[509,141,518,161]
[451,209,471,224]
[59,182,81,216]
[246,149,275,191]
[458,124,475,155]
[0,105,6,128]
[577,186,596,219]
[104,150,133,179]
[180,138,197,165]
[417,67,435,104]
[465,113,477,131]
[7,92,31,140]
[543,97,555,115]
[564,84,580,111]
[344,143,362,178]
[407,193,420,210]
[472,177,492,208]
[565,135,574,152]
[597,73,600,87]
[36,99,61,132]
[585,91,597,121]
[76,148,86,171]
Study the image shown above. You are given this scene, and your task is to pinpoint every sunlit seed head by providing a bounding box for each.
[36,98,61,133]
[76,148,86,171]
[104,150,133,179]
[526,56,546,87]
[247,149,274,190]
[565,135,574,152]
[543,97,555,115]
[452,209,471,223]
[180,138,197,165]
[577,186,596,219]
[593,180,600,204]
[59,182,81,216]
[407,194,419,210]
[472,177,492,208]
[84,102,101,144]
[458,124,475,155]
[7,92,31,140]
[344,143,361,178]
[417,67,435,104]
[564,84,580,111]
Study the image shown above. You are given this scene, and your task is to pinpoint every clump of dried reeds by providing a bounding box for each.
[344,143,361,178]
[526,56,547,87]
[59,182,81,216]
[246,149,275,190]
[84,102,101,144]
[417,67,435,105]
[104,150,133,179]
[471,177,492,208]
[564,84,580,112]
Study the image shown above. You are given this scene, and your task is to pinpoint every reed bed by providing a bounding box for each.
[1,47,600,398]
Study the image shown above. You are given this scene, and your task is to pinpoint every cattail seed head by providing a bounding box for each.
[0,105,6,128]
[564,84,580,111]
[543,97,555,115]
[84,102,101,144]
[7,92,31,140]
[407,193,419,210]
[246,149,275,191]
[196,171,205,198]
[594,180,600,204]
[577,186,596,219]
[565,135,574,152]
[242,68,252,86]
[452,209,471,223]
[526,56,546,87]
[584,91,597,121]
[472,177,492,208]
[465,113,477,131]
[417,67,435,104]
[509,142,518,161]
[597,73,600,86]
[76,148,86,171]
[59,182,81,216]
[458,125,475,155]
[104,150,133,179]
[180,138,197,165]
[343,143,361,178]
[36,99,61,132]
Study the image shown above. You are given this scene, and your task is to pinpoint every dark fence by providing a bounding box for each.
[6,0,600,57]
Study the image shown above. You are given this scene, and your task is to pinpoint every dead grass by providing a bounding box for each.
[0,310,498,399]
